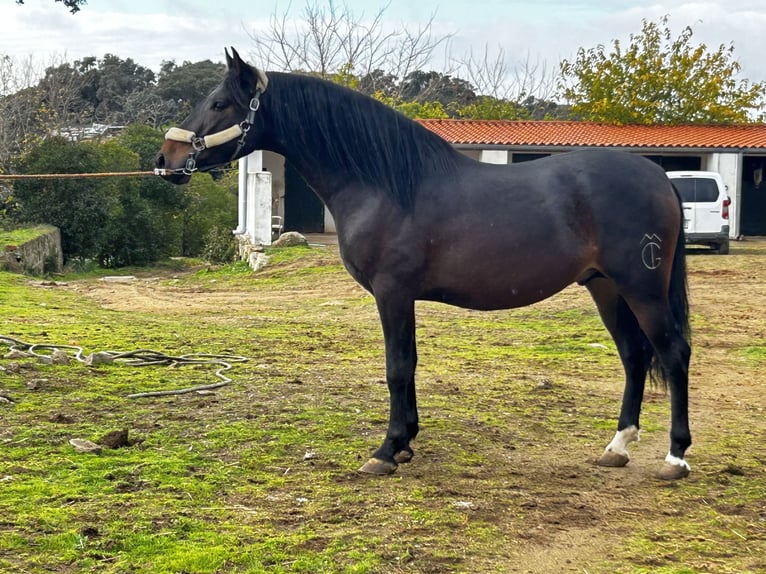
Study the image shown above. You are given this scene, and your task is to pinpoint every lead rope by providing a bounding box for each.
[0,335,248,399]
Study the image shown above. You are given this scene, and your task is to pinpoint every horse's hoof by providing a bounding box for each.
[657,461,690,480]
[596,450,630,467]
[358,457,398,475]
[394,449,414,464]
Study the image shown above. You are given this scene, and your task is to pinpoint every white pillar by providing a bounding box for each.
[234,155,248,234]
[324,209,336,233]
[706,152,742,238]
[246,170,273,246]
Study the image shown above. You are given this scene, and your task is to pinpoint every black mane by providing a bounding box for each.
[248,71,464,210]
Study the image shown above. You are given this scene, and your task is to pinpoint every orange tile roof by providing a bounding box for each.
[417,120,766,150]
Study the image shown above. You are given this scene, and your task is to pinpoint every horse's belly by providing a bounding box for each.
[420,273,573,311]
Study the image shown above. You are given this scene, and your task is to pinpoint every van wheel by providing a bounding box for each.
[713,239,730,255]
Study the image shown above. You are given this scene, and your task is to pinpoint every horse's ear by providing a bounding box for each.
[226,47,244,73]
[224,47,268,94]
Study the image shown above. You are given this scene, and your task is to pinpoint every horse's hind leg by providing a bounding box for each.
[586,278,652,467]
[624,298,692,480]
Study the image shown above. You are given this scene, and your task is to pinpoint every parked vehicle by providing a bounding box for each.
[667,171,731,254]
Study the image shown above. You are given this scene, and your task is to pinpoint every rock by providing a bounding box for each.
[3,363,20,374]
[271,231,308,248]
[536,378,554,389]
[84,352,114,366]
[99,429,130,449]
[50,349,70,365]
[69,438,102,454]
[26,378,47,390]
[100,275,137,283]
[50,413,75,424]
[0,252,22,273]
[4,349,31,360]
[248,252,270,271]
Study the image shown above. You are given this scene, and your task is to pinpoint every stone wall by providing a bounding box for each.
[234,233,269,272]
[1,226,63,275]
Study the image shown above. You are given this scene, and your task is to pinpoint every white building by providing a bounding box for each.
[235,120,766,247]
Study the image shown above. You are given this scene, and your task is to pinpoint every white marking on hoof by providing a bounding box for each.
[603,425,640,457]
[664,452,691,471]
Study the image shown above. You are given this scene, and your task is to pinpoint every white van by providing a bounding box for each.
[667,171,731,254]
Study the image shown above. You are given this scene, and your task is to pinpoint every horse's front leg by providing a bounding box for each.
[359,293,418,475]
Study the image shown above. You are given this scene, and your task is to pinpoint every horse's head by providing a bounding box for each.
[155,48,269,184]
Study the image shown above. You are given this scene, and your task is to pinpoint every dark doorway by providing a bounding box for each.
[645,155,702,171]
[284,161,324,233]
[511,152,550,163]
[740,155,766,236]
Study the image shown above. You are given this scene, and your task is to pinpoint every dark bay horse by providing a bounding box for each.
[156,48,692,480]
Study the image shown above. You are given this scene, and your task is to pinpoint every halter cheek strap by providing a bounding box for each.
[158,69,269,177]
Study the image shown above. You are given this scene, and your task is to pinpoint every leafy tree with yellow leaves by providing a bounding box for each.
[558,16,766,124]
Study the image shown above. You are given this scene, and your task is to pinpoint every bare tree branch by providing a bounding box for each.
[247,1,452,87]
[454,45,557,102]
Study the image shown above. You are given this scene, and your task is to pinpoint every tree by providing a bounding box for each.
[179,173,238,257]
[455,46,558,116]
[558,16,766,124]
[0,54,47,170]
[117,125,188,259]
[248,1,559,120]
[38,58,91,127]
[155,60,226,122]
[15,0,85,13]
[398,70,476,109]
[13,137,124,261]
[89,54,156,123]
[248,1,451,89]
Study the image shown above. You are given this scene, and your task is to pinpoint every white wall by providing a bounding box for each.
[479,150,509,164]
[238,146,747,240]
[237,150,272,245]
[705,152,742,237]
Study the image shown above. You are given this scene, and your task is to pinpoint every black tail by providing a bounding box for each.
[649,191,692,387]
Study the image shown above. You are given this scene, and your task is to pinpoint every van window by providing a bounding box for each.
[671,178,720,203]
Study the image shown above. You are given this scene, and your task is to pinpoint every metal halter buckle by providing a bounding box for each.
[191,137,206,152]
[183,155,198,175]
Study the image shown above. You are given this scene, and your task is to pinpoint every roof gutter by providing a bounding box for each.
[451,143,766,155]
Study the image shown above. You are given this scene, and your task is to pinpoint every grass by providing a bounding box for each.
[0,224,55,248]
[1,242,766,573]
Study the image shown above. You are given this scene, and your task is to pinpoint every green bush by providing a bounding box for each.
[13,137,125,262]
[11,132,238,266]
[202,226,238,264]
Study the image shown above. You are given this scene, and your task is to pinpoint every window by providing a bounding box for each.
[672,178,720,203]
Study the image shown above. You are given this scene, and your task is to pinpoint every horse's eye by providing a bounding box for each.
[212,100,228,112]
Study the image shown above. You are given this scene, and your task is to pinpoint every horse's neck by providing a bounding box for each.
[258,73,464,212]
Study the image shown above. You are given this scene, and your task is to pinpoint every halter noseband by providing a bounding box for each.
[156,70,268,177]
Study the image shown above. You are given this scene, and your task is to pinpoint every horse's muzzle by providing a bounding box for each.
[155,144,191,185]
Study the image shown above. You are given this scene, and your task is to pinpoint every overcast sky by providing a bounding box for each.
[3,0,766,87]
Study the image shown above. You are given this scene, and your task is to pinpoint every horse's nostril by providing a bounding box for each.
[155,153,166,169]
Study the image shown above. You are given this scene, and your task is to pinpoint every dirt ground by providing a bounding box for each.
[69,238,766,573]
